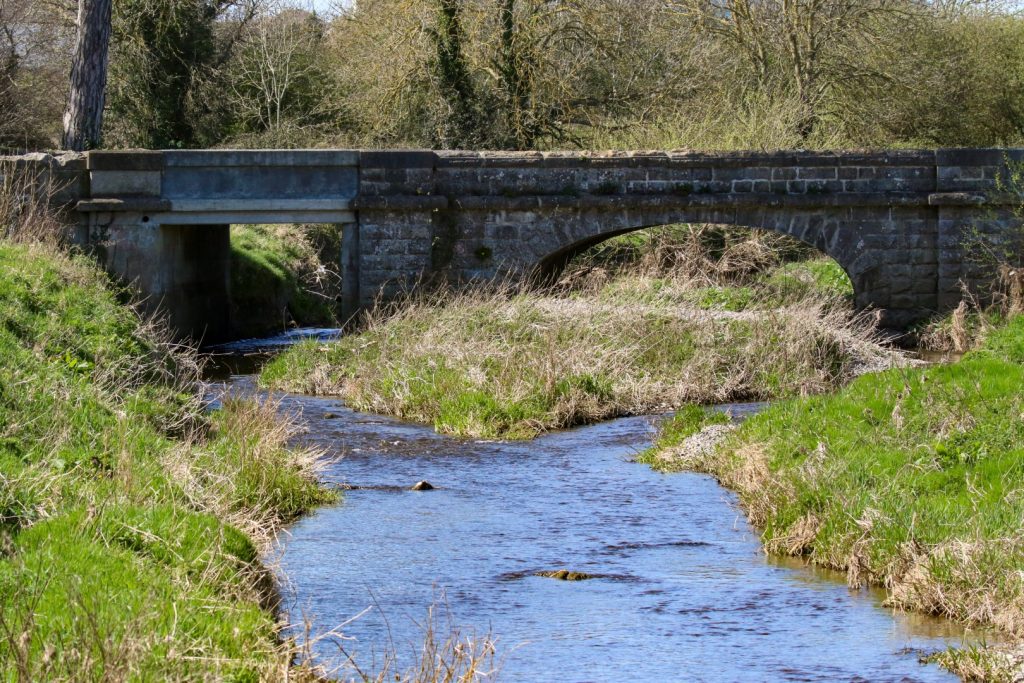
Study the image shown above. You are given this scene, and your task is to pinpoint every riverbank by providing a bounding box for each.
[0,240,336,679]
[645,315,1024,680]
[230,224,341,339]
[261,244,897,439]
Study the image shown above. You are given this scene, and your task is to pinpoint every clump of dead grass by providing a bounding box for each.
[264,269,894,439]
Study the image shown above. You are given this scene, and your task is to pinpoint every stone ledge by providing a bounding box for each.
[937,148,1024,167]
[360,150,436,170]
[163,149,359,167]
[0,153,87,170]
[76,198,172,213]
[87,151,164,171]
[435,149,940,169]
[353,195,448,210]
[928,192,987,206]
[930,191,1024,206]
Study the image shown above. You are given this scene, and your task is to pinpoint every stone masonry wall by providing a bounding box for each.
[357,149,963,327]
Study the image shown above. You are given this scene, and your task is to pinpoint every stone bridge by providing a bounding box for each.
[10,148,1023,342]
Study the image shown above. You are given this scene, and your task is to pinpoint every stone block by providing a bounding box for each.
[797,167,838,180]
[896,167,937,183]
[713,167,771,181]
[793,153,841,166]
[936,148,1005,167]
[889,178,937,192]
[805,180,843,194]
[361,150,436,169]
[90,170,161,197]
[396,223,432,241]
[88,151,164,171]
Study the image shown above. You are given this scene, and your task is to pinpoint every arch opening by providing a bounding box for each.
[539,223,854,311]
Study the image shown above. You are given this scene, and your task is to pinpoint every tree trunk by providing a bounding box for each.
[62,0,112,151]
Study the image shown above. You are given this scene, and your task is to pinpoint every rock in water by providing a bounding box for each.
[536,569,595,581]
[411,481,434,491]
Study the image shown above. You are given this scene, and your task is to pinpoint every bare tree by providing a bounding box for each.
[0,0,74,150]
[225,7,324,132]
[669,0,909,139]
[61,0,111,150]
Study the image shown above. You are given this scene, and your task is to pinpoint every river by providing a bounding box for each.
[207,330,975,683]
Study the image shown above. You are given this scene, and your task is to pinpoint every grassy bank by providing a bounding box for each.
[260,227,893,440]
[0,240,337,679]
[231,224,340,339]
[645,316,1024,679]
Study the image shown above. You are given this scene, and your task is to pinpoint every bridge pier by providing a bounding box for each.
[339,221,361,322]
[86,212,232,343]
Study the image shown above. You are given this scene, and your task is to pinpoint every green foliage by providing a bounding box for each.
[636,405,731,465]
[10,0,1024,152]
[685,286,756,312]
[428,0,487,148]
[0,241,335,678]
[653,405,731,450]
[760,260,854,304]
[106,0,226,148]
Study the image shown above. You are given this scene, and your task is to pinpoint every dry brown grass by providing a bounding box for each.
[0,158,68,246]
[281,602,500,683]
[265,268,895,439]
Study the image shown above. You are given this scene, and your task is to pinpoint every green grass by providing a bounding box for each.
[669,315,1024,640]
[231,224,338,338]
[636,405,732,466]
[761,259,854,303]
[0,242,336,680]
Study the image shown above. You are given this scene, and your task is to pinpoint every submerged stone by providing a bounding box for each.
[536,569,595,581]
[411,481,435,491]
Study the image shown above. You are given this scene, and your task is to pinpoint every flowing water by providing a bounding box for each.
[207,330,977,683]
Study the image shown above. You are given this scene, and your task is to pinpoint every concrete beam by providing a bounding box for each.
[150,211,356,225]
[163,149,359,167]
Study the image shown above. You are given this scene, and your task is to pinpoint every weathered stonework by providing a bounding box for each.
[355,148,1024,329]
[4,147,1023,339]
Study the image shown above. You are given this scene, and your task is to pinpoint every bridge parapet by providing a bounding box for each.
[354,149,1024,329]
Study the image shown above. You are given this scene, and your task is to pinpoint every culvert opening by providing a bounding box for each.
[228,223,346,339]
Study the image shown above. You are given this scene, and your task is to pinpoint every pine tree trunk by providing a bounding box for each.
[62,0,112,151]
